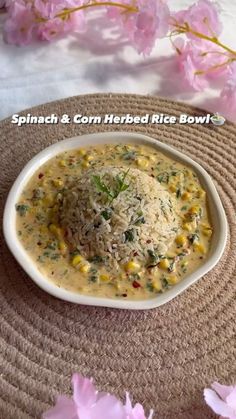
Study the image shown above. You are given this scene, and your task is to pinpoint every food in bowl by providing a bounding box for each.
[15,143,213,300]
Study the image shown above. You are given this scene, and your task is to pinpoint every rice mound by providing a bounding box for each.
[59,167,180,268]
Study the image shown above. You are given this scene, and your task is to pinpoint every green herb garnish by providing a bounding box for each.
[92,175,114,199]
[92,169,130,203]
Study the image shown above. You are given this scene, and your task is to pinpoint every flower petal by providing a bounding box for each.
[226,387,236,412]
[42,395,77,419]
[204,388,235,417]
[72,374,97,408]
[212,382,235,401]
[90,394,126,419]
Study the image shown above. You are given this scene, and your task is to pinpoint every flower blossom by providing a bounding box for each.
[173,37,230,90]
[107,0,170,55]
[172,0,222,39]
[42,373,153,419]
[3,0,85,45]
[220,62,236,117]
[204,381,236,419]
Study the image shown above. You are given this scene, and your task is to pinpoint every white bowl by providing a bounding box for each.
[3,132,227,310]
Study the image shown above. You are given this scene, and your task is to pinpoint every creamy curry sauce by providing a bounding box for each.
[16,143,213,300]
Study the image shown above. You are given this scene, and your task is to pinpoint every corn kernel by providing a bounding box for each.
[59,159,67,167]
[58,241,68,254]
[78,148,86,156]
[187,185,196,192]
[151,278,162,291]
[193,242,206,253]
[84,154,94,162]
[169,185,177,193]
[100,274,110,282]
[182,222,193,232]
[158,258,170,269]
[71,254,83,267]
[40,225,49,234]
[181,192,190,201]
[167,275,179,285]
[197,189,206,198]
[175,235,187,246]
[202,228,212,237]
[82,161,90,168]
[189,205,201,215]
[136,158,149,168]
[79,263,90,273]
[53,179,64,188]
[115,282,122,291]
[124,260,140,273]
[43,196,54,207]
[49,224,62,238]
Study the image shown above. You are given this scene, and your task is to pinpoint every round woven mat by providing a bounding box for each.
[0,94,235,419]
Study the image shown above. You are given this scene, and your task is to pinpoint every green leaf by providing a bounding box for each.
[92,175,113,198]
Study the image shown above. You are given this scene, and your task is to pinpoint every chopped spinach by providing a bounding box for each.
[16,204,29,216]
[101,208,112,220]
[88,255,105,264]
[47,241,58,250]
[161,276,169,289]
[133,215,145,225]
[146,283,154,292]
[146,250,162,267]
[176,188,181,198]
[168,260,175,273]
[157,172,170,184]
[122,150,137,160]
[124,228,135,242]
[188,233,199,244]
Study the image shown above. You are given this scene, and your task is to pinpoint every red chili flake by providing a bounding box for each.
[37,242,42,246]
[146,239,151,244]
[132,280,141,288]
[122,293,127,297]
[133,251,139,257]
[151,174,154,178]
[38,173,44,179]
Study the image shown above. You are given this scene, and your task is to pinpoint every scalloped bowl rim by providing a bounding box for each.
[3,132,228,310]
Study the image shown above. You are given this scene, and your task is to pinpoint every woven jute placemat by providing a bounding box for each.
[0,94,235,419]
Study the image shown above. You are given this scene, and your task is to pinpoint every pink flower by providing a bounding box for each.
[43,374,153,419]
[125,393,153,419]
[108,0,170,55]
[204,382,236,419]
[173,37,230,90]
[220,62,236,116]
[172,0,222,39]
[3,1,36,45]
